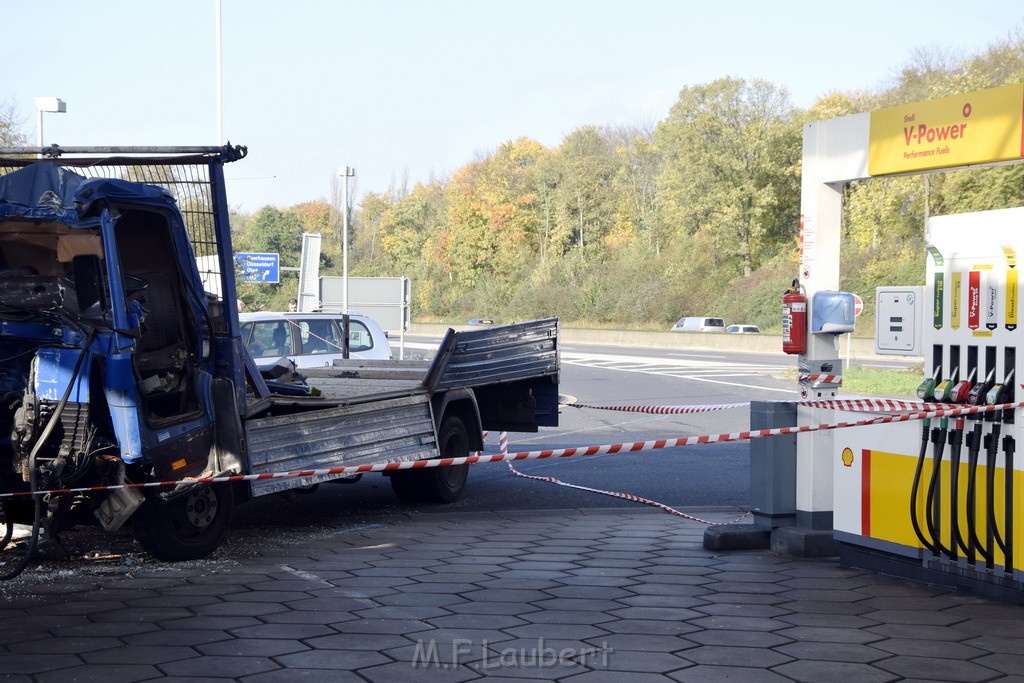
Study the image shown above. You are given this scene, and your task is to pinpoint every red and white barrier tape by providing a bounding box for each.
[566,402,747,415]
[503,461,747,525]
[799,398,936,412]
[798,372,842,384]
[2,401,1018,501]
[568,397,951,415]
[495,428,740,523]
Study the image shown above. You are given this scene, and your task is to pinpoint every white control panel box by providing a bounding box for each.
[875,286,923,355]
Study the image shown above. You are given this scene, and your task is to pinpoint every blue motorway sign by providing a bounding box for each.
[235,252,280,283]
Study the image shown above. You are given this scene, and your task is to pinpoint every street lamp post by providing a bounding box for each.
[34,97,67,148]
[340,166,355,312]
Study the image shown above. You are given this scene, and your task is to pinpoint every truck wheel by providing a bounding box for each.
[132,484,233,561]
[389,415,470,504]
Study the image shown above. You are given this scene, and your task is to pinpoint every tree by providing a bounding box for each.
[608,125,663,255]
[291,200,339,270]
[549,126,621,256]
[655,77,800,277]
[237,206,305,258]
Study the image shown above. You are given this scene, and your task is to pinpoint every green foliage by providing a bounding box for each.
[222,33,1024,327]
[655,77,801,277]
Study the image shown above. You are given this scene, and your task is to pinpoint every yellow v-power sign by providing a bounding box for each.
[868,84,1024,176]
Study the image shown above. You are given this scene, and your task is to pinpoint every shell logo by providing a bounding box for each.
[841,447,854,468]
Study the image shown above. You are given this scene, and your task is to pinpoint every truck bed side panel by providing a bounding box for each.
[245,394,437,496]
[427,318,559,392]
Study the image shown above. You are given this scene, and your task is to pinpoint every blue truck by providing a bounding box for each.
[0,146,559,571]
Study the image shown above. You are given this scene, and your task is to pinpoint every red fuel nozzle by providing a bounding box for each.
[950,367,976,404]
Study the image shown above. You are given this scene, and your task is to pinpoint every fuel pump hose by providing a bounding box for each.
[1002,435,1014,574]
[910,420,942,555]
[982,427,1002,569]
[965,423,991,564]
[986,425,1007,557]
[948,418,969,558]
[924,420,952,557]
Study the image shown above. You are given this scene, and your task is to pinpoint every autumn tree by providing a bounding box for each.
[656,77,800,277]
[549,126,621,255]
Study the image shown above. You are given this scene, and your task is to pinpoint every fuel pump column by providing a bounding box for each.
[833,207,1023,602]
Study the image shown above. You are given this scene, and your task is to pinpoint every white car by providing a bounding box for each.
[671,316,726,332]
[239,311,393,367]
[726,324,761,334]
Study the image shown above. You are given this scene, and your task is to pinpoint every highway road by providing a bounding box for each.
[220,336,796,549]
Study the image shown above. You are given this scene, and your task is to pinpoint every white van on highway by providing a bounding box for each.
[670,316,726,333]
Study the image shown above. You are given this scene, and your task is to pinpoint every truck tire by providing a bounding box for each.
[132,483,234,561]
[390,415,470,504]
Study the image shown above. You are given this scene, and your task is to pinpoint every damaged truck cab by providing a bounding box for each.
[0,149,251,564]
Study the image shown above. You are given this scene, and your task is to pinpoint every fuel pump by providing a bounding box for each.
[844,206,1024,600]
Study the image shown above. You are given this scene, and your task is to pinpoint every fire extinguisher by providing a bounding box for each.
[782,278,807,355]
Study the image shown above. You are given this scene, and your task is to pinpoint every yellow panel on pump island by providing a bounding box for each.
[868,84,1024,176]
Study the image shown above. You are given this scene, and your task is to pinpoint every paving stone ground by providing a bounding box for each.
[1,508,1023,682]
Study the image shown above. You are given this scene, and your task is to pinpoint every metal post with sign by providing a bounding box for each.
[319,276,411,358]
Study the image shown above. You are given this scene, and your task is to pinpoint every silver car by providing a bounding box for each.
[239,311,393,367]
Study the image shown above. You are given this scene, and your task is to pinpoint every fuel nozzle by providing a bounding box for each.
[917,367,941,402]
[933,366,960,403]
[950,367,975,405]
[968,368,996,420]
[987,369,1014,423]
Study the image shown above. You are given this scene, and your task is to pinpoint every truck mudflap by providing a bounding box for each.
[245,394,437,496]
[425,317,559,392]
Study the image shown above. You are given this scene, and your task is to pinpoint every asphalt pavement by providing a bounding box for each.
[2,506,1022,682]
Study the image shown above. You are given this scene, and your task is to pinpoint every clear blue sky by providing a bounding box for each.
[5,1,1023,212]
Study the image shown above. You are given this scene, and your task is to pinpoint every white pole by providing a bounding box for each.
[341,166,354,312]
[399,276,406,360]
[36,109,43,148]
[215,0,223,144]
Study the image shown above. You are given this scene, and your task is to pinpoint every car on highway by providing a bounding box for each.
[239,311,393,367]
[726,324,761,334]
[671,316,725,332]
[467,317,494,325]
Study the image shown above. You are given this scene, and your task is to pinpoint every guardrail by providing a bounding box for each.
[407,323,916,361]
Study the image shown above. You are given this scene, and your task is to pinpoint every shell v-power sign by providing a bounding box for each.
[868,83,1024,176]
